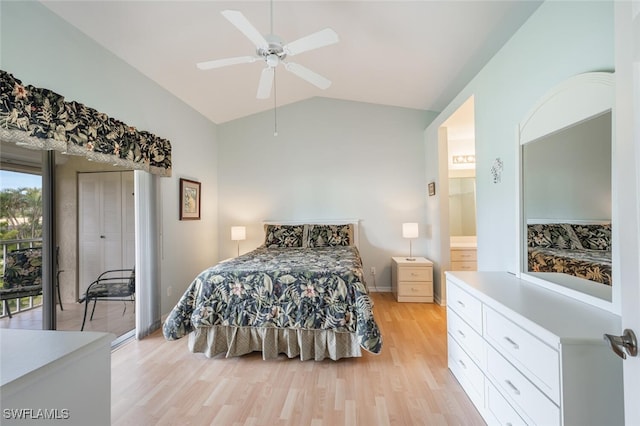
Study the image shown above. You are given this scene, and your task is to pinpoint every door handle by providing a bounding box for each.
[603,329,638,359]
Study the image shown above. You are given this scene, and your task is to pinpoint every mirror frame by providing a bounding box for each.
[517,71,617,313]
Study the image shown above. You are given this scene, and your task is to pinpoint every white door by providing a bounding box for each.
[78,171,134,297]
[624,2,640,423]
[613,2,640,424]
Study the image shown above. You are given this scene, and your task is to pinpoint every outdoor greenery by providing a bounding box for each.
[0,187,43,242]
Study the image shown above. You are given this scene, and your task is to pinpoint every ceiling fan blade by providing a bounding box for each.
[284,28,339,56]
[196,56,258,70]
[221,10,269,50]
[284,62,331,90]
[256,67,275,99]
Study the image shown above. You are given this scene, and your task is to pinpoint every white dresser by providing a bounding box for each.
[1,329,114,426]
[446,271,623,426]
[391,256,433,303]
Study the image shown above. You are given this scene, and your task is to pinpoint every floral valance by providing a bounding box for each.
[0,70,171,176]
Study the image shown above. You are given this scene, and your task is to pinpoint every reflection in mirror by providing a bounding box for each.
[523,112,612,299]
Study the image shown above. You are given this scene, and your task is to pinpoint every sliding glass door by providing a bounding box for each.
[1,142,137,342]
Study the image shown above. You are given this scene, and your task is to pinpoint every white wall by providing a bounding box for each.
[218,97,436,289]
[0,2,219,315]
[425,1,614,275]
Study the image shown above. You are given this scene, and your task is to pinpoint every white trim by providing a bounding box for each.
[520,72,614,145]
[526,218,611,225]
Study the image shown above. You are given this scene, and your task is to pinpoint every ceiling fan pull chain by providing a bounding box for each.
[273,69,278,137]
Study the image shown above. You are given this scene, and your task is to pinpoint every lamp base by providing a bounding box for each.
[405,257,416,261]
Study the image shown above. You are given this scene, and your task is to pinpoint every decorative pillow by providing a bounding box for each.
[2,247,43,289]
[306,224,353,247]
[527,224,583,249]
[571,224,612,251]
[263,224,304,248]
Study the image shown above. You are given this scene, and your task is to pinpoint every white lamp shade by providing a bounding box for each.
[231,226,246,241]
[402,223,419,239]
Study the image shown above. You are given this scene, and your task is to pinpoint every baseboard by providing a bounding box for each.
[368,286,391,293]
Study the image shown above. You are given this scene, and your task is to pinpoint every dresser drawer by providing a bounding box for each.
[448,335,484,410]
[484,307,560,403]
[451,249,477,262]
[447,281,483,334]
[397,266,432,282]
[447,307,484,367]
[486,382,527,426]
[487,345,559,426]
[397,281,432,297]
[450,261,477,271]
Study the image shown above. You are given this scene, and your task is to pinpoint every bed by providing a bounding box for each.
[527,222,612,286]
[162,221,382,361]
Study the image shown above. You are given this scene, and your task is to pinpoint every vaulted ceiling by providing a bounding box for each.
[41,1,541,124]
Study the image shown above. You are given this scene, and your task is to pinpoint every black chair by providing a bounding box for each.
[80,268,135,331]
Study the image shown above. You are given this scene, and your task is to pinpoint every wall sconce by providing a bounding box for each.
[402,223,419,261]
[231,226,246,257]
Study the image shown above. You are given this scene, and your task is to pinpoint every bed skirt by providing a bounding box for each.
[187,325,363,361]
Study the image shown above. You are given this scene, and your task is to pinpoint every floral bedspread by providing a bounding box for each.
[162,246,382,355]
[528,247,612,286]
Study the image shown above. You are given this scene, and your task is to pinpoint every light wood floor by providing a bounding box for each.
[111,293,485,425]
[0,299,135,338]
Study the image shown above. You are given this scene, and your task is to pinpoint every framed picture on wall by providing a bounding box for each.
[179,178,201,220]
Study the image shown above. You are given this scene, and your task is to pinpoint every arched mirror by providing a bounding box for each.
[518,72,617,312]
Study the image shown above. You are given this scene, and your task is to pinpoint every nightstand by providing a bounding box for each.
[391,256,434,303]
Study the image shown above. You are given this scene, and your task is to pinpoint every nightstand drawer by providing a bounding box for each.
[397,267,431,282]
[484,307,559,403]
[397,281,431,297]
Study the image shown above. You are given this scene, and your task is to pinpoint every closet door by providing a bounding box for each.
[78,171,134,297]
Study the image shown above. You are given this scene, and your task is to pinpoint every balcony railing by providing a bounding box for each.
[0,238,43,318]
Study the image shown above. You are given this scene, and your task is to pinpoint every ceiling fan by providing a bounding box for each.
[197,9,339,99]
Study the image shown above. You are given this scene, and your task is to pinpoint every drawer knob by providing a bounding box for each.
[458,359,467,369]
[504,336,520,350]
[457,329,466,339]
[456,300,466,308]
[505,379,521,396]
